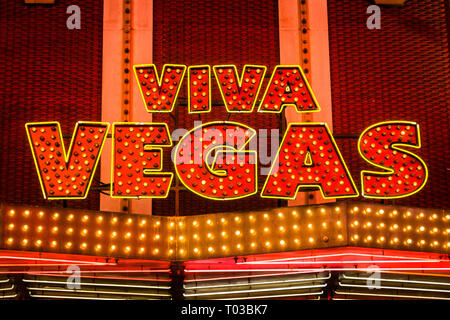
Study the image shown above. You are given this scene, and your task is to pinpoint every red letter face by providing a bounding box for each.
[261,123,358,199]
[111,123,173,198]
[188,65,212,113]
[358,121,428,198]
[213,65,267,113]
[174,122,257,200]
[258,66,320,113]
[134,64,186,112]
[25,122,109,199]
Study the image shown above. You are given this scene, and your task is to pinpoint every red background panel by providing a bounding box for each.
[327,0,449,208]
[0,0,104,209]
[152,0,282,216]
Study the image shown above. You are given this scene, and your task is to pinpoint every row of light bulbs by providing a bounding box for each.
[350,206,449,222]
[5,236,334,256]
[4,205,448,257]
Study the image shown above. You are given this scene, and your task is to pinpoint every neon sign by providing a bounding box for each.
[26,64,428,201]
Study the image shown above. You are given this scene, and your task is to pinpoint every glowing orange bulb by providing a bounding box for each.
[24,210,30,217]
[8,210,15,216]
[53,213,59,220]
[8,224,14,230]
[65,242,72,249]
[7,238,13,245]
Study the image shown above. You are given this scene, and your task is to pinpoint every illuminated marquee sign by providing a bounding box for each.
[26,64,428,201]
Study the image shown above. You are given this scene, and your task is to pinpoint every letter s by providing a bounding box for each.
[358,121,428,199]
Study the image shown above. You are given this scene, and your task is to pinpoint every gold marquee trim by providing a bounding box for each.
[1,202,448,261]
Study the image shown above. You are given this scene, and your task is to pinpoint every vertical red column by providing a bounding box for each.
[101,0,155,214]
[278,0,334,205]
